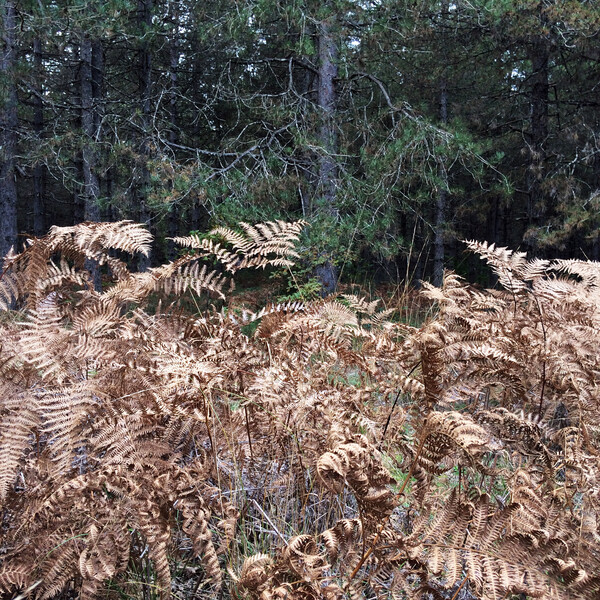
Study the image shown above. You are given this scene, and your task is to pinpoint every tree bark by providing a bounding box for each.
[167,9,179,261]
[135,0,153,271]
[80,35,103,289]
[526,24,550,245]
[433,77,448,287]
[433,0,449,287]
[315,17,339,295]
[0,0,17,265]
[91,39,110,222]
[33,37,45,237]
[80,36,101,223]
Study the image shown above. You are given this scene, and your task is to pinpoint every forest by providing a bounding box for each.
[1,2,600,600]
[0,0,599,290]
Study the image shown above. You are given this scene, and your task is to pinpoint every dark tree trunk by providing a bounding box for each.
[166,13,179,261]
[412,222,425,289]
[317,21,338,213]
[291,22,316,220]
[80,36,101,223]
[136,0,153,271]
[80,35,103,290]
[526,28,550,245]
[33,37,45,237]
[103,166,114,222]
[315,17,339,295]
[0,0,17,265]
[433,0,449,287]
[592,154,600,261]
[91,40,111,223]
[433,76,448,287]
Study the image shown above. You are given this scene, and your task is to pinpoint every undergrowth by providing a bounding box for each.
[0,221,599,599]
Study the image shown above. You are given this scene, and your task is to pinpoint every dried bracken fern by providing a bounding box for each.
[172,219,306,272]
[1,227,600,600]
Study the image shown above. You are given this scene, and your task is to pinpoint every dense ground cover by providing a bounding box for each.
[0,222,599,599]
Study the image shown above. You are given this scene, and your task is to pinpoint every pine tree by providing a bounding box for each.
[0,0,17,264]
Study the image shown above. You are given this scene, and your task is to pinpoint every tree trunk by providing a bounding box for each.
[167,11,179,261]
[433,77,448,287]
[0,0,17,265]
[592,153,600,261]
[433,0,449,287]
[91,39,110,222]
[136,0,152,271]
[80,36,101,223]
[33,37,45,237]
[315,17,339,295]
[526,27,550,246]
[80,35,103,289]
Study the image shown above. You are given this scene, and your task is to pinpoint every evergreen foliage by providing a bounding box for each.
[0,0,598,285]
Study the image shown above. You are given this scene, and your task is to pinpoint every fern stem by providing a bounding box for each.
[244,405,254,464]
[345,432,428,586]
[202,390,218,473]
[531,292,547,417]
[251,499,287,544]
[380,360,420,448]
[450,576,468,600]
[380,389,402,447]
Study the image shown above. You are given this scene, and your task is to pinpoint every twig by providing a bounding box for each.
[380,360,421,447]
[450,576,468,600]
[251,499,287,545]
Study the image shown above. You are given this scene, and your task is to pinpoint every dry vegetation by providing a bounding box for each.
[0,221,599,600]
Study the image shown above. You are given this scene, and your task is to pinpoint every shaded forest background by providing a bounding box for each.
[1,0,599,292]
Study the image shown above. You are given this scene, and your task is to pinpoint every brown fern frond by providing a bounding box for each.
[0,272,26,311]
[37,537,82,600]
[0,239,52,309]
[135,509,172,598]
[282,535,329,581]
[413,491,582,599]
[0,221,152,313]
[320,518,362,563]
[17,299,76,382]
[230,300,305,331]
[237,554,273,590]
[71,297,123,337]
[174,219,306,273]
[340,294,396,330]
[0,400,39,501]
[38,385,97,474]
[553,258,600,287]
[36,259,91,300]
[91,416,168,467]
[178,497,222,588]
[418,411,490,474]
[99,259,228,308]
[341,294,381,316]
[173,221,306,273]
[78,522,128,584]
[0,565,29,593]
[317,436,395,519]
[47,220,152,259]
[479,408,547,459]
[418,489,471,551]
[463,240,529,293]
[3,225,600,600]
[152,259,228,300]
